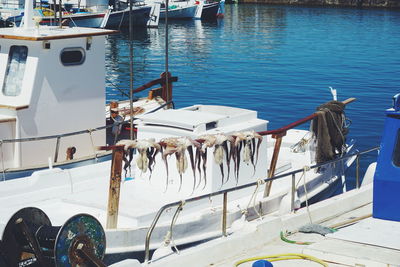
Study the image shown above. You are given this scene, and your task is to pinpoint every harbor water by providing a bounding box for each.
[105,4,400,187]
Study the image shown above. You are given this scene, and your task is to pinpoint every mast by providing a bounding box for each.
[129,0,134,140]
[165,0,169,103]
[23,0,35,28]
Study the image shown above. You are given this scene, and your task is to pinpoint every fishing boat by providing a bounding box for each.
[3,0,158,28]
[0,2,171,181]
[139,95,400,267]
[199,0,224,19]
[105,4,160,28]
[0,0,357,265]
[155,0,199,19]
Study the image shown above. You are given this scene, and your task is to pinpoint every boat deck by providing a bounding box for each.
[213,202,390,267]
[147,182,400,267]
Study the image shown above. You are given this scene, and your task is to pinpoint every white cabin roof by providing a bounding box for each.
[0,26,117,41]
[136,105,262,131]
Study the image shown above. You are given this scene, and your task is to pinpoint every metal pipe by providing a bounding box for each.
[291,173,296,212]
[144,205,171,263]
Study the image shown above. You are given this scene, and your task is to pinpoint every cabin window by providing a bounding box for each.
[393,129,400,167]
[2,45,28,97]
[60,48,85,66]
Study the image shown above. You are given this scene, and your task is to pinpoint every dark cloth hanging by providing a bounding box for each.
[311,101,349,164]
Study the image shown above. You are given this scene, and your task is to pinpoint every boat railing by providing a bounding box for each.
[143,146,379,263]
[0,100,173,178]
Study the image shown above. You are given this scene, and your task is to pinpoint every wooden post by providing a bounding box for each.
[161,72,173,104]
[106,146,124,229]
[222,192,227,237]
[263,133,285,197]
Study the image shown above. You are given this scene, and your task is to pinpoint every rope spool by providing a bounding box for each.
[1,207,106,267]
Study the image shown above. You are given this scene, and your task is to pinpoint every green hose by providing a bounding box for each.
[280,231,313,245]
[234,253,328,267]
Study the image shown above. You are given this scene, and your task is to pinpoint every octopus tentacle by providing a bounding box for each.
[187,145,196,194]
[213,144,225,186]
[222,140,231,184]
[195,146,202,188]
[201,148,208,190]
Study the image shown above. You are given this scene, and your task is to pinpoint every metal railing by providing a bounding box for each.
[0,100,173,178]
[144,146,379,263]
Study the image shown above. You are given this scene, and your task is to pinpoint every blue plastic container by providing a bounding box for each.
[252,260,273,267]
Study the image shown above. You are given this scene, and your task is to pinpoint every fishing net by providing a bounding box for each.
[311,101,349,165]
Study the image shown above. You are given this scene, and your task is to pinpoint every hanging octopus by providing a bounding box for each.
[231,131,263,184]
[160,137,199,192]
[117,139,161,179]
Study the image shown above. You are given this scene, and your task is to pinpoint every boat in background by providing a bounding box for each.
[154,0,198,19]
[199,0,224,19]
[2,0,159,28]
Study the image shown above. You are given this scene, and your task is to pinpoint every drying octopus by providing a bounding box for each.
[117,130,263,192]
[117,139,161,179]
[231,131,263,184]
[160,137,200,192]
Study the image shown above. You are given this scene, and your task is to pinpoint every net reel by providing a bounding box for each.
[1,207,106,267]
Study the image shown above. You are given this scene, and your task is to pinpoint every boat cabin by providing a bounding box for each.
[373,93,400,221]
[0,24,115,170]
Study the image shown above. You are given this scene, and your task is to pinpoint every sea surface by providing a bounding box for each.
[105,4,400,186]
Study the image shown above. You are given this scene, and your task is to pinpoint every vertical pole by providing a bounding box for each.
[264,134,284,197]
[222,192,227,237]
[291,173,295,212]
[53,0,57,26]
[129,0,134,140]
[164,0,170,105]
[106,146,124,229]
[59,0,62,27]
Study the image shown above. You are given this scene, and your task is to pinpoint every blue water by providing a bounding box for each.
[105,4,400,177]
